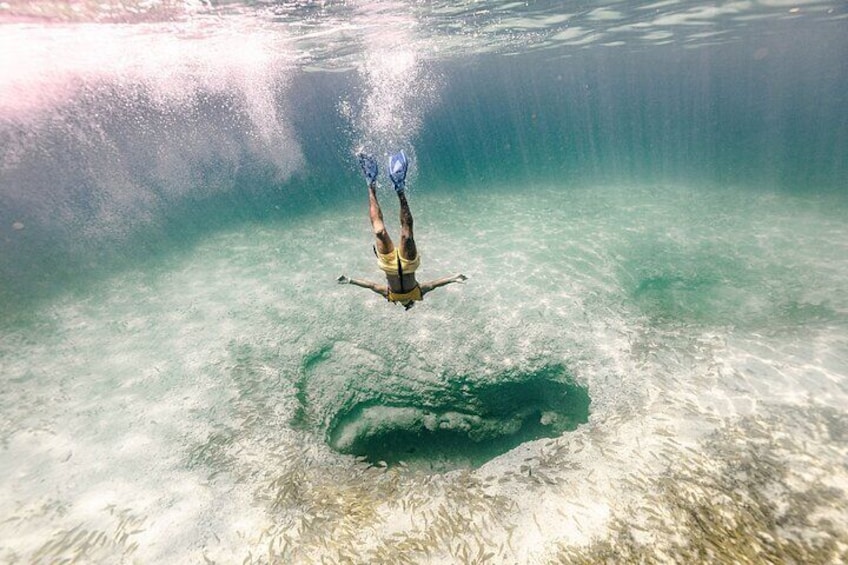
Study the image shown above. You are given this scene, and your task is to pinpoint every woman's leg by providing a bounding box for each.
[369,183,394,255]
[397,192,417,260]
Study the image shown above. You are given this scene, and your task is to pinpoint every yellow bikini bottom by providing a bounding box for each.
[376,248,420,276]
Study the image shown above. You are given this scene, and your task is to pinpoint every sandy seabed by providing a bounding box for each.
[1,183,846,563]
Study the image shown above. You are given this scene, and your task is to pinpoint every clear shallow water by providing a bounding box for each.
[1,1,848,563]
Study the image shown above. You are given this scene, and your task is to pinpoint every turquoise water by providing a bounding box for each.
[1,1,847,563]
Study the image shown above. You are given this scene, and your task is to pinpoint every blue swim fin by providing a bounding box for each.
[358,152,378,184]
[388,151,408,193]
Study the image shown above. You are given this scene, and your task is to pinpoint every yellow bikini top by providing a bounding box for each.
[387,285,422,304]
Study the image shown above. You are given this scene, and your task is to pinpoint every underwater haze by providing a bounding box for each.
[1,0,847,563]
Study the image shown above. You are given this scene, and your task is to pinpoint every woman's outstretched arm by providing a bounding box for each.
[337,275,388,297]
[420,274,467,296]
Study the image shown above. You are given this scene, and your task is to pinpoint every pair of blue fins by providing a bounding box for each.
[358,150,408,193]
